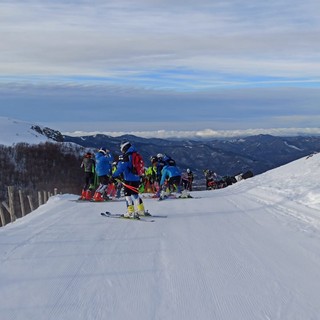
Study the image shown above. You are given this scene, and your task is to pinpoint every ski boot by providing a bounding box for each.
[92,192,104,202]
[78,189,86,200]
[84,190,92,201]
[136,203,151,216]
[123,205,139,219]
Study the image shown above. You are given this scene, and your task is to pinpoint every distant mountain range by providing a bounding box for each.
[63,133,320,179]
[1,117,320,182]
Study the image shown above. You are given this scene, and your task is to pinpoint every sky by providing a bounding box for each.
[1,153,320,319]
[1,0,320,137]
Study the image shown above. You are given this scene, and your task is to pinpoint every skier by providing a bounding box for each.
[155,153,166,184]
[186,168,194,191]
[181,168,194,191]
[111,141,148,218]
[154,153,176,197]
[204,169,215,190]
[80,152,95,200]
[144,164,157,193]
[159,163,182,198]
[92,147,113,201]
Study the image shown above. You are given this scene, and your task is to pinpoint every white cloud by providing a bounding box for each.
[1,0,320,133]
[62,127,320,139]
[1,0,320,87]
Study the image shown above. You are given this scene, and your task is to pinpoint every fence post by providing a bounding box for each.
[19,190,26,217]
[0,205,5,227]
[38,191,43,207]
[1,201,10,213]
[43,191,48,203]
[8,186,16,222]
[27,195,34,212]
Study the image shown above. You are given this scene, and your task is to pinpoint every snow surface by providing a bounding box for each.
[1,153,320,319]
[0,117,49,146]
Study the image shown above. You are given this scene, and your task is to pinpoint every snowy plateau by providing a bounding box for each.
[1,149,320,319]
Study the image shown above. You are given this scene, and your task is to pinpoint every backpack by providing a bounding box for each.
[131,152,145,176]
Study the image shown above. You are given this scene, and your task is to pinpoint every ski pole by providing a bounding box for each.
[115,179,139,193]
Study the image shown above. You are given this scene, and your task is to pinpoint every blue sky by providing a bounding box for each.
[0,0,320,137]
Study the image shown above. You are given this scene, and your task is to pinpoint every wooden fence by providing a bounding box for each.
[0,186,58,228]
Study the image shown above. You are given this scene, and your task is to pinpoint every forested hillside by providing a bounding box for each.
[64,133,320,177]
[0,142,84,202]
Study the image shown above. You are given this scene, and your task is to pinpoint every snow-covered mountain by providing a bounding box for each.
[0,117,63,146]
[1,153,320,319]
[2,116,320,178]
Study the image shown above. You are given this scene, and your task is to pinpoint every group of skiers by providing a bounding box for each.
[203,169,226,190]
[203,169,254,190]
[79,141,194,219]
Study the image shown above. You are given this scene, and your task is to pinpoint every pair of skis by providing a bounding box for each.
[100,211,167,222]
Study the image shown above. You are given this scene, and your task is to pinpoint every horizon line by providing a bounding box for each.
[62,127,320,139]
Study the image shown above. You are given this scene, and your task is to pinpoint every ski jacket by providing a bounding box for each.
[160,165,181,186]
[155,160,165,181]
[95,151,113,177]
[181,172,189,181]
[112,145,141,182]
[187,172,194,181]
[81,157,95,173]
[145,166,157,178]
[162,154,176,166]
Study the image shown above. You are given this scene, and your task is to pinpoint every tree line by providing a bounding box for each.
[0,142,84,203]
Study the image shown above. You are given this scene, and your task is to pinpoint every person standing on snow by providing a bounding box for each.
[80,152,95,200]
[186,168,194,191]
[181,170,189,190]
[111,141,149,218]
[154,153,166,186]
[92,147,113,201]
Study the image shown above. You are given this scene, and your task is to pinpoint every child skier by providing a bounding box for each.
[80,152,95,200]
[92,147,113,201]
[111,141,148,219]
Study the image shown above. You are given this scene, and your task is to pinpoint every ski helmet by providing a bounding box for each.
[98,147,107,155]
[120,141,131,153]
[150,155,157,163]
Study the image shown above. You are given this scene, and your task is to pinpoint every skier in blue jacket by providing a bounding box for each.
[93,148,113,201]
[112,141,148,218]
[160,164,182,198]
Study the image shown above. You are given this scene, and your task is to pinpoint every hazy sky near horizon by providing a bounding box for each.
[1,0,320,134]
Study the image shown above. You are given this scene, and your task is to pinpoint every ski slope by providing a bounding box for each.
[1,153,320,320]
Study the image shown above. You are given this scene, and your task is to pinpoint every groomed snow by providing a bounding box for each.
[1,153,320,319]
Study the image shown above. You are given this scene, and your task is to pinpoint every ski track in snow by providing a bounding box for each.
[224,193,320,319]
[1,153,320,320]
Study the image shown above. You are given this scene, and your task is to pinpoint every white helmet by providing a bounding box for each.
[120,141,131,153]
[98,147,107,155]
